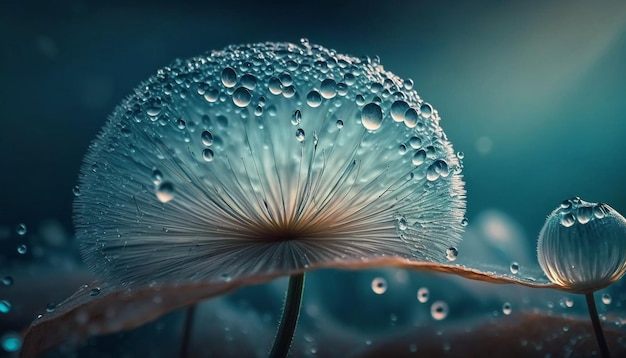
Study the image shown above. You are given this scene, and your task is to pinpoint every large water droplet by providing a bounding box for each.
[156,182,175,203]
[320,78,337,99]
[420,103,433,118]
[560,213,575,227]
[430,301,449,320]
[371,277,387,294]
[390,101,409,122]
[412,150,426,166]
[221,67,237,88]
[306,90,322,108]
[232,87,252,107]
[361,103,383,131]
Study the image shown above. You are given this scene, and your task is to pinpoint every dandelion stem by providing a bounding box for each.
[179,304,197,358]
[269,273,305,358]
[585,292,610,358]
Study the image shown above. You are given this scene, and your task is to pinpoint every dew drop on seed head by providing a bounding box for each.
[576,206,593,224]
[232,87,252,107]
[420,103,433,118]
[0,300,11,313]
[461,218,469,227]
[0,332,21,353]
[16,224,26,236]
[456,151,465,159]
[412,150,426,166]
[46,302,56,313]
[296,128,305,142]
[361,103,383,131]
[371,277,387,294]
[510,262,520,274]
[390,101,409,122]
[560,213,575,227]
[417,287,429,303]
[90,287,101,296]
[601,293,612,305]
[152,168,163,185]
[202,149,214,162]
[201,131,214,146]
[430,301,449,320]
[335,119,344,129]
[221,67,237,88]
[409,136,422,149]
[446,247,458,261]
[176,118,186,130]
[72,186,81,197]
[1,276,13,286]
[320,78,337,99]
[291,110,302,126]
[306,90,322,108]
[16,245,27,255]
[156,182,175,203]
[502,302,512,315]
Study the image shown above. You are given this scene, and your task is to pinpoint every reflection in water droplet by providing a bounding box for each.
[417,287,429,303]
[371,277,387,294]
[361,103,383,131]
[156,182,175,203]
[430,301,449,320]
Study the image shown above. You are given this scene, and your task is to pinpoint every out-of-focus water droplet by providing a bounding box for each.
[430,301,449,320]
[72,186,81,197]
[601,293,612,305]
[232,87,252,107]
[221,67,237,88]
[510,262,520,274]
[46,302,56,313]
[1,276,13,286]
[417,287,429,303]
[564,297,574,308]
[291,110,302,126]
[156,182,175,203]
[306,90,322,108]
[202,149,214,162]
[502,302,512,315]
[295,128,306,142]
[371,277,387,294]
[16,224,27,236]
[201,131,214,146]
[409,343,417,352]
[1,332,22,352]
[420,103,433,118]
[90,287,101,296]
[17,244,27,255]
[361,103,383,131]
[152,168,163,185]
[461,218,469,227]
[446,247,458,261]
[0,300,11,314]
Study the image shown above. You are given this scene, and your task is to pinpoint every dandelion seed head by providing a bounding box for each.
[537,198,626,292]
[75,41,466,285]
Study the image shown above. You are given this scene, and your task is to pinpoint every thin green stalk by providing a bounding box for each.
[585,292,610,358]
[179,304,197,358]
[269,273,306,358]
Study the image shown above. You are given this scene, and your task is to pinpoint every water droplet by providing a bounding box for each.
[461,218,469,227]
[320,78,337,99]
[502,302,512,315]
[152,168,163,185]
[446,247,458,261]
[398,144,407,155]
[16,224,27,236]
[397,216,408,230]
[16,244,27,255]
[201,131,214,146]
[0,301,11,313]
[456,151,465,159]
[408,136,422,149]
[1,276,13,286]
[564,297,574,308]
[46,302,56,313]
[221,67,237,88]
[146,105,161,117]
[291,110,302,126]
[1,332,22,352]
[417,287,429,303]
[601,293,612,305]
[204,88,219,102]
[560,213,576,227]
[404,108,418,128]
[176,118,186,130]
[296,128,306,142]
[430,301,449,320]
[72,186,81,197]
[90,287,101,296]
[268,77,283,95]
[361,103,383,131]
[240,73,257,90]
[593,205,606,219]
[335,119,344,129]
[355,94,365,106]
[371,277,387,294]
[510,262,520,274]
[232,87,252,107]
[576,206,593,224]
[202,149,214,162]
[390,101,409,122]
[420,103,433,118]
[156,182,175,203]
[412,150,426,166]
[306,90,322,107]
